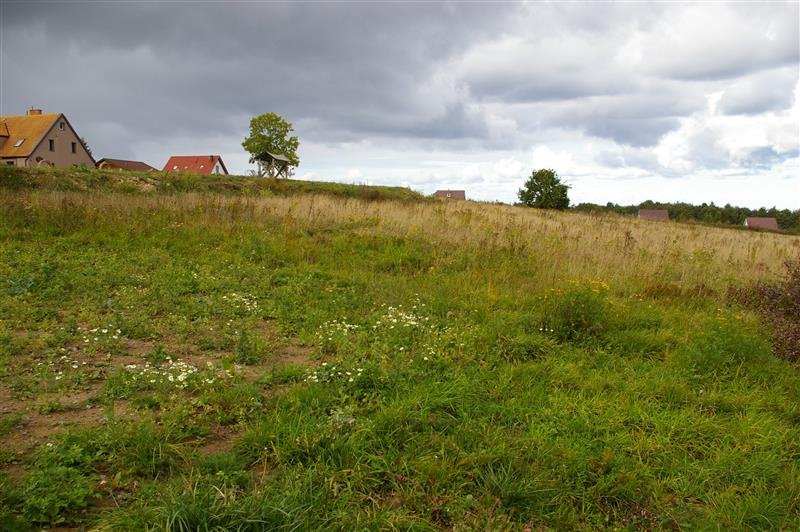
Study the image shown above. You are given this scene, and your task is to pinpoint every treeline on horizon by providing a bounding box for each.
[572,200,800,234]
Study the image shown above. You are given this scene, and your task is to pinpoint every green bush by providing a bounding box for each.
[542,283,608,342]
[22,466,95,524]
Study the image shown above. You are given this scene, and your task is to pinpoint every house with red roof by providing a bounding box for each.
[434,190,466,200]
[163,155,228,175]
[744,217,780,232]
[638,209,670,221]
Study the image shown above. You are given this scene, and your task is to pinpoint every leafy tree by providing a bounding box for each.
[518,169,570,210]
[242,113,299,177]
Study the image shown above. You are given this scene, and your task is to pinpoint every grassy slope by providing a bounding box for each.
[0,165,425,202]
[0,173,798,529]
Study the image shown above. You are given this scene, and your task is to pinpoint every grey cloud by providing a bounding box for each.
[585,117,681,148]
[3,2,521,159]
[717,66,799,115]
[2,1,797,183]
[739,147,800,170]
[642,3,799,81]
[525,88,706,147]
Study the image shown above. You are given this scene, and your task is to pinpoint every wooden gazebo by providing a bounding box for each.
[258,151,291,178]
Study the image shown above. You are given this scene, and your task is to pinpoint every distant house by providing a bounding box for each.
[638,209,669,221]
[0,108,94,167]
[96,158,156,172]
[744,217,780,232]
[434,190,466,201]
[163,155,228,175]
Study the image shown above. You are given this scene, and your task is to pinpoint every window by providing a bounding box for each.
[13,138,24,148]
[71,142,76,154]
[5,161,14,166]
[59,122,65,130]
[48,139,54,151]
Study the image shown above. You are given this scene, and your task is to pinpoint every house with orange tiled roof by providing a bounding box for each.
[163,155,228,175]
[0,108,94,167]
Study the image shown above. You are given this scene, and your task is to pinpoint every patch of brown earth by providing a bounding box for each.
[275,343,314,366]
[0,400,135,453]
[126,338,155,357]
[197,425,239,456]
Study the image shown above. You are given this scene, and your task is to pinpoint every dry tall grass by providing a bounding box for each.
[5,191,799,295]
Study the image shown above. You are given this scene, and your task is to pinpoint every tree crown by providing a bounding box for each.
[518,168,570,210]
[242,113,300,167]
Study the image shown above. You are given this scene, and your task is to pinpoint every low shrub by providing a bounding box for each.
[541,282,609,342]
[22,466,96,524]
[730,258,800,362]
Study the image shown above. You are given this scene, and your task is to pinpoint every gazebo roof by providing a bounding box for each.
[263,151,290,163]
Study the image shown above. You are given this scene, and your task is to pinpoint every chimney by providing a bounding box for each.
[27,108,43,116]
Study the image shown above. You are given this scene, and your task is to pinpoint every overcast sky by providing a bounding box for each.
[2,1,798,208]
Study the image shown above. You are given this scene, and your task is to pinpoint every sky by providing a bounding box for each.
[2,1,799,209]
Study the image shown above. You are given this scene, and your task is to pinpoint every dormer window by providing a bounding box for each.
[13,138,24,148]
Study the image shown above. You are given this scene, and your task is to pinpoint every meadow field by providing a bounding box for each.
[0,170,799,529]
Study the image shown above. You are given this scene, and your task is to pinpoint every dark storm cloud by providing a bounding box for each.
[1,0,797,179]
[2,1,520,159]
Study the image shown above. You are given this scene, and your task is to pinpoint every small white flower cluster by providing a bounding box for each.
[316,319,360,342]
[327,407,357,430]
[222,292,259,314]
[39,351,90,381]
[304,362,364,384]
[123,357,219,389]
[409,346,437,364]
[78,325,122,345]
[538,326,555,333]
[373,304,429,330]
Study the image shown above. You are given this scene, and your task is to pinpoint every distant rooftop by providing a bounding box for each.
[744,217,780,231]
[434,190,466,200]
[96,158,156,172]
[638,209,669,221]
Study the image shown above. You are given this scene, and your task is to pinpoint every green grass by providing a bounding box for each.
[0,181,798,529]
[0,164,426,202]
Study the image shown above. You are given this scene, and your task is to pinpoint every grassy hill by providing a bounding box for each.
[0,169,799,529]
[0,165,426,202]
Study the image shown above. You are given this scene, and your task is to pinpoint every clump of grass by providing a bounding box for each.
[234,329,263,365]
[541,282,609,342]
[497,332,556,362]
[730,258,800,362]
[0,413,23,436]
[260,363,307,386]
